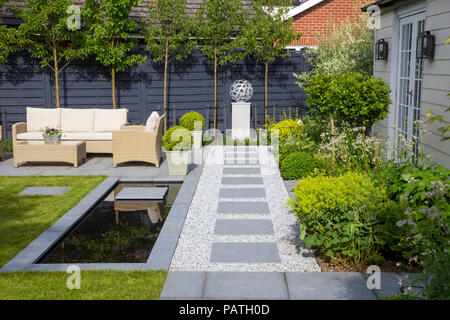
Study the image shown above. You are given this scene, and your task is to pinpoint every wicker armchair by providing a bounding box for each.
[0,125,3,160]
[112,115,165,168]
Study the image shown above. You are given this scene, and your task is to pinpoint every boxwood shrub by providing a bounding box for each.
[180,111,205,131]
[280,151,316,180]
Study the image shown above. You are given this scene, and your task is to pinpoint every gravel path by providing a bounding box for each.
[169,146,320,272]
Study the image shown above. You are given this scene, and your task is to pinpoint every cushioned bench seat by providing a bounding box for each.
[13,107,129,154]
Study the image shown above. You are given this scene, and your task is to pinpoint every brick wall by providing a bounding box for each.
[290,0,371,47]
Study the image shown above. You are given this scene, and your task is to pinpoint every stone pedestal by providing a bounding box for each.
[232,102,251,140]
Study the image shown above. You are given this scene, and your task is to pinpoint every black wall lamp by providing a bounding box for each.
[376,39,389,60]
[417,31,435,59]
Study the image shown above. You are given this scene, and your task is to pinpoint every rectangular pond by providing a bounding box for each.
[37,182,181,264]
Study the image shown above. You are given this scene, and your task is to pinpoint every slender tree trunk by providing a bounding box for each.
[163,41,168,132]
[52,25,60,108]
[214,47,217,131]
[330,114,336,165]
[111,68,116,109]
[264,62,268,123]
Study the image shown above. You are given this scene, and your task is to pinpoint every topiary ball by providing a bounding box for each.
[162,125,192,151]
[281,151,316,180]
[180,111,205,131]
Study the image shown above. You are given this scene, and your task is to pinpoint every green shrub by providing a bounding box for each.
[289,171,387,265]
[162,125,192,151]
[2,140,12,153]
[267,119,303,144]
[281,152,316,180]
[305,72,391,128]
[179,111,205,131]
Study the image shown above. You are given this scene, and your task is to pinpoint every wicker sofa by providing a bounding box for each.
[112,115,165,167]
[12,107,129,153]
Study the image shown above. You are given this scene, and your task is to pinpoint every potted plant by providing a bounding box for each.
[41,126,62,144]
[180,111,205,149]
[162,125,192,175]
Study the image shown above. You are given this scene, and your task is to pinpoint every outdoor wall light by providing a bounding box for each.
[375,39,388,60]
[417,31,435,59]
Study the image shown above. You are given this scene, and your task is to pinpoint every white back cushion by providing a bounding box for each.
[26,107,61,132]
[61,108,95,132]
[145,111,160,133]
[94,108,128,132]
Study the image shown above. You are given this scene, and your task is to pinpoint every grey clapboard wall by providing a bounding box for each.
[0,48,310,139]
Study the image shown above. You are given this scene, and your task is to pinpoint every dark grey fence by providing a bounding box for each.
[0,48,310,140]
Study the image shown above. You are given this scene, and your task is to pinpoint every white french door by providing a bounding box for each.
[396,13,426,143]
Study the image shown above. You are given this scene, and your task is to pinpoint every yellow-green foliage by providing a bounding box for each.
[268,119,302,143]
[290,171,387,264]
[291,171,385,216]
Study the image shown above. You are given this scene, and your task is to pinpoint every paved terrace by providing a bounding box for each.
[0,152,202,178]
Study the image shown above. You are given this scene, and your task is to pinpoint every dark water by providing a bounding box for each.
[37,183,181,264]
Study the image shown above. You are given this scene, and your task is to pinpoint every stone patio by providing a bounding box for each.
[0,152,202,178]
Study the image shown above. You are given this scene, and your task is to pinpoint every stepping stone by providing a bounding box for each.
[285,272,376,300]
[218,201,270,214]
[221,177,263,185]
[223,167,260,175]
[210,242,280,263]
[0,187,3,190]
[215,219,274,235]
[204,272,288,299]
[225,152,258,158]
[219,188,266,198]
[115,187,168,201]
[18,187,71,196]
[225,158,259,165]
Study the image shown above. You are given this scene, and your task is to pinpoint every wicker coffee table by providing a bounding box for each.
[14,141,87,168]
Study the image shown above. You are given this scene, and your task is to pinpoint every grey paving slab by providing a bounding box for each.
[217,201,270,214]
[204,272,288,299]
[221,176,263,185]
[284,180,298,192]
[115,187,168,201]
[219,188,266,198]
[223,167,261,175]
[18,186,71,195]
[214,219,274,235]
[160,272,206,299]
[224,158,259,165]
[286,272,376,300]
[210,242,280,263]
[0,187,3,190]
[361,272,423,298]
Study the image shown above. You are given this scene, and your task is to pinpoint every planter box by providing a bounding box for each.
[166,151,190,176]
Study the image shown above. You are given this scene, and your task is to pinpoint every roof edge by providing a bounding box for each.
[287,0,325,18]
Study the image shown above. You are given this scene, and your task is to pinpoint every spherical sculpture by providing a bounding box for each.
[230,80,253,102]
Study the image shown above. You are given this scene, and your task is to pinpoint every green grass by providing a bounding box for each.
[0,175,106,267]
[0,175,168,300]
[0,270,167,300]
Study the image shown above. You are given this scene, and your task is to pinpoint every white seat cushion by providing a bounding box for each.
[94,108,128,132]
[26,107,61,132]
[17,132,112,141]
[145,111,160,133]
[62,132,112,140]
[61,108,94,132]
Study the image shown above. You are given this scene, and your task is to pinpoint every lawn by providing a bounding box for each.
[0,270,167,300]
[0,175,106,267]
[0,175,168,300]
